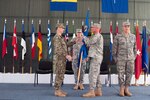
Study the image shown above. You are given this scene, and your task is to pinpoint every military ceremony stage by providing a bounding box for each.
[0,73,150,100]
[0,83,150,100]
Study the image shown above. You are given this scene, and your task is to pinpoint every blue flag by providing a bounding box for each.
[83,10,90,36]
[50,0,77,11]
[102,0,128,13]
[142,26,149,74]
[77,10,89,67]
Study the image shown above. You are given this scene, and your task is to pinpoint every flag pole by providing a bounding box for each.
[77,52,83,86]
[30,58,32,73]
[13,58,14,73]
[12,19,16,73]
[30,20,34,74]
[143,73,148,86]
[3,19,7,73]
[22,19,24,73]
[133,21,139,86]
[22,60,24,73]
[3,57,5,73]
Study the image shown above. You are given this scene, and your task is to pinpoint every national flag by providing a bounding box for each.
[115,21,119,35]
[12,20,18,60]
[31,21,36,59]
[109,21,113,62]
[37,21,43,61]
[102,0,128,13]
[142,25,149,74]
[2,20,7,58]
[47,21,52,59]
[50,0,77,11]
[65,21,69,41]
[21,20,26,60]
[135,22,142,79]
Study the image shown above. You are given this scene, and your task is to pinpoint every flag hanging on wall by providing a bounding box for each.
[21,20,26,60]
[12,20,18,60]
[37,21,43,61]
[50,0,77,11]
[102,0,128,13]
[2,20,7,58]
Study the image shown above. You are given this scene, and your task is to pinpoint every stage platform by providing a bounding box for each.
[0,83,150,100]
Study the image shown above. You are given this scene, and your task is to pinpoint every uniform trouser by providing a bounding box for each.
[89,57,102,90]
[54,58,66,90]
[72,59,86,84]
[117,60,134,86]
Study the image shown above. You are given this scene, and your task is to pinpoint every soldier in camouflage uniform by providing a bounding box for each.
[71,29,86,90]
[53,23,72,97]
[82,23,103,97]
[112,21,137,97]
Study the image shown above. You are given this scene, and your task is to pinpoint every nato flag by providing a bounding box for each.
[102,0,128,13]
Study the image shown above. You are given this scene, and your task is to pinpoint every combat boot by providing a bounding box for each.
[60,89,67,95]
[79,83,84,90]
[73,84,79,90]
[125,86,132,96]
[95,88,102,96]
[55,90,66,97]
[82,90,95,97]
[119,85,125,97]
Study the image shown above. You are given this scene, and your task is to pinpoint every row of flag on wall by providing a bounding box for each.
[50,0,128,13]
[2,19,52,62]
[109,21,150,80]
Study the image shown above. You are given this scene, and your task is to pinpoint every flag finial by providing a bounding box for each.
[32,20,34,24]
[136,20,138,26]
[39,19,41,24]
[66,20,68,25]
[48,20,50,24]
[22,19,24,24]
[14,19,16,24]
[110,21,112,25]
[82,21,84,26]
[116,21,118,25]
[57,19,59,24]
[134,22,136,26]
[143,21,146,26]
[5,19,7,23]
[99,20,101,25]
[91,20,93,26]
[72,20,74,25]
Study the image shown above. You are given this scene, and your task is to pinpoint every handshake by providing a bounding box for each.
[66,55,72,61]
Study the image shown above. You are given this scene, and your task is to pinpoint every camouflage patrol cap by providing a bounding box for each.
[123,21,130,26]
[91,23,101,28]
[76,29,82,33]
[56,23,65,29]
